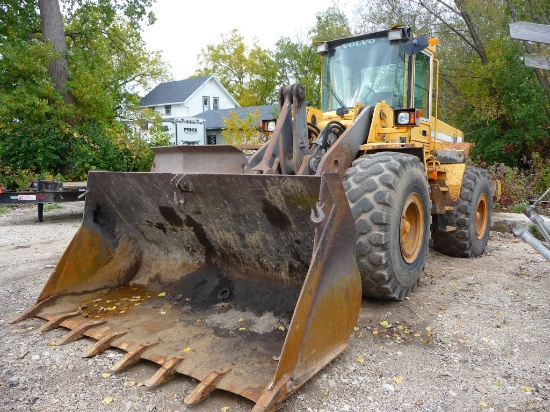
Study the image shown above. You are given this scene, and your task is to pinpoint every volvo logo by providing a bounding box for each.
[342,39,376,48]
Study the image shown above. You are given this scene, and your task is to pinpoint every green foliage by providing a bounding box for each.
[0,166,63,191]
[43,203,60,212]
[221,109,265,146]
[457,39,549,166]
[479,158,550,214]
[0,0,169,183]
[195,29,279,106]
[528,224,545,241]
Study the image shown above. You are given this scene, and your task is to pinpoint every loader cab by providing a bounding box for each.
[316,27,433,121]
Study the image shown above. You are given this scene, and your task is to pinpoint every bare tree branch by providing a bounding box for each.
[412,0,481,57]
[454,0,488,64]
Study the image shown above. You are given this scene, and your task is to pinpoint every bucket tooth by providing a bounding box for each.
[55,319,106,346]
[184,369,230,406]
[251,373,292,412]
[145,357,184,388]
[111,341,159,372]
[10,296,56,324]
[83,330,128,358]
[36,311,80,333]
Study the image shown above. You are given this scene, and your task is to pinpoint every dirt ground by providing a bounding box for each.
[0,202,549,412]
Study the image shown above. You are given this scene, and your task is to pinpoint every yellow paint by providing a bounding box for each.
[438,163,466,201]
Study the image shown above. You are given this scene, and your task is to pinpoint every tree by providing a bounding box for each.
[38,0,72,103]
[221,109,266,146]
[0,0,168,182]
[195,29,279,106]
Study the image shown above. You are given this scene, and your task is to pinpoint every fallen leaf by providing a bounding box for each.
[521,386,534,393]
[26,326,34,331]
[238,327,247,331]
[479,401,488,408]
[221,407,230,412]
[379,320,389,328]
[356,356,365,363]
[157,292,166,297]
[353,326,360,331]
[492,381,502,386]
[182,347,192,353]
[101,372,112,379]
[272,356,280,361]
[415,400,423,406]
[278,326,285,331]
[393,376,404,384]
[238,317,247,323]
[123,380,136,387]
[159,310,166,315]
[372,329,379,336]
[103,397,113,404]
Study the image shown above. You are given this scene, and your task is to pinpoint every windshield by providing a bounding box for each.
[321,36,406,111]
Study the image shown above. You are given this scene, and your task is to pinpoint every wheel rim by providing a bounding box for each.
[400,193,424,264]
[475,193,489,239]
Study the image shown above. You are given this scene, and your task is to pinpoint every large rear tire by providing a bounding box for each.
[343,152,431,300]
[432,167,492,257]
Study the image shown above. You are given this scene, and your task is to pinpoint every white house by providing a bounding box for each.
[139,75,240,144]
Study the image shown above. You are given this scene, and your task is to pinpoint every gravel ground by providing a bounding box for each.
[0,202,549,412]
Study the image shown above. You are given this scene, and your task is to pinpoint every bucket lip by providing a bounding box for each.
[31,288,286,403]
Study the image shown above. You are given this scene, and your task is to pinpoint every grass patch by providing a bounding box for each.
[43,203,60,212]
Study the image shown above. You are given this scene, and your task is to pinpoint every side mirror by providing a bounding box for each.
[404,35,429,56]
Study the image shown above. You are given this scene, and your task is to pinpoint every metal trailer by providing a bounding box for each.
[0,180,86,222]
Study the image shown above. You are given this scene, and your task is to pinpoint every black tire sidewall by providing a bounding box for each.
[465,170,492,256]
[387,167,431,288]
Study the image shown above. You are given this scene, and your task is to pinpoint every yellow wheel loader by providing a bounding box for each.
[12,27,499,411]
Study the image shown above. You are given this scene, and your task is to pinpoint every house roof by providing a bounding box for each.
[140,75,212,107]
[193,105,278,130]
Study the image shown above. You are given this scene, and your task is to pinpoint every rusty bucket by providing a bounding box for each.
[12,163,361,411]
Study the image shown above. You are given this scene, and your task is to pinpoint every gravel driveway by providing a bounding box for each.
[0,203,548,412]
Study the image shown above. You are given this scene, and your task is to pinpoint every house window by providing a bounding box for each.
[165,105,171,115]
[203,96,210,111]
[213,97,219,110]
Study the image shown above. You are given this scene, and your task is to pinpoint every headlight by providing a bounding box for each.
[395,109,420,126]
[388,29,403,41]
[316,42,329,55]
[397,112,411,125]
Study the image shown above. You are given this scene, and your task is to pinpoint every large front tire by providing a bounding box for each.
[432,167,492,257]
[343,152,431,300]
